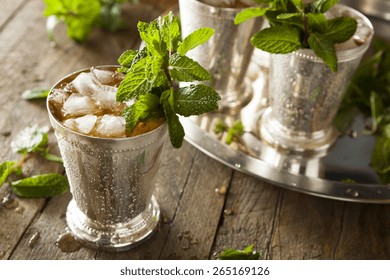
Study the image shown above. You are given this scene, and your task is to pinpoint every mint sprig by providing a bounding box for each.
[117,12,220,148]
[235,0,358,72]
[0,126,68,198]
[217,244,261,260]
[43,0,138,43]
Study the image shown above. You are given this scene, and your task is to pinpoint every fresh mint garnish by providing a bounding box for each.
[0,126,67,198]
[43,0,138,43]
[217,244,261,260]
[117,12,220,148]
[235,0,358,71]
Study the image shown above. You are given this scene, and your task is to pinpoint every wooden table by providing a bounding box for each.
[1,0,389,260]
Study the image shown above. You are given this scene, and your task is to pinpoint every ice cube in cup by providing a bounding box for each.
[92,85,125,112]
[62,93,100,117]
[69,72,100,95]
[63,114,98,135]
[95,114,126,138]
[91,67,123,86]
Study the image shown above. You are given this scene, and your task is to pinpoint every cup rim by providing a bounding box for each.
[180,0,250,13]
[46,65,167,143]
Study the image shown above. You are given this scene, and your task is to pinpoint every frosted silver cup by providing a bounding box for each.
[47,67,168,251]
[179,0,262,111]
[260,5,374,154]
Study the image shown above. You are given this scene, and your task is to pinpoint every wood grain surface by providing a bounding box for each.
[0,0,389,260]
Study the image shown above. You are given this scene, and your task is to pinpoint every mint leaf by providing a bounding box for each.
[370,91,383,133]
[161,89,185,148]
[174,84,220,117]
[371,136,390,174]
[122,93,160,132]
[177,27,214,55]
[307,13,327,33]
[168,53,210,82]
[251,25,302,54]
[138,20,166,57]
[226,120,244,145]
[234,7,267,25]
[160,12,180,51]
[290,0,303,10]
[277,13,301,20]
[116,56,164,102]
[311,0,339,13]
[10,126,49,154]
[324,17,357,44]
[11,174,68,198]
[217,244,261,260]
[22,88,49,100]
[0,161,15,186]
[41,152,63,164]
[118,49,138,67]
[308,32,337,72]
[214,119,228,134]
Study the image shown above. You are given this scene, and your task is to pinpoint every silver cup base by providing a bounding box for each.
[218,78,254,113]
[259,108,339,155]
[66,196,160,252]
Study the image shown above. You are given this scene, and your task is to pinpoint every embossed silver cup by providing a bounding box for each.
[179,0,262,111]
[260,5,373,154]
[47,67,168,251]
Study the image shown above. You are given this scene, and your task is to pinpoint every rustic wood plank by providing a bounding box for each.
[268,190,390,259]
[211,172,281,259]
[333,203,390,259]
[0,0,26,29]
[156,149,233,259]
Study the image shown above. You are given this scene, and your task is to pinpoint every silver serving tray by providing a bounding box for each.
[181,47,390,204]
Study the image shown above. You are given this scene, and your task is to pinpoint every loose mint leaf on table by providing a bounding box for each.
[22,88,49,100]
[251,25,302,54]
[217,244,261,260]
[168,54,210,82]
[0,161,15,186]
[41,152,63,164]
[308,32,337,72]
[11,174,68,198]
[177,27,214,55]
[10,125,49,154]
[174,85,220,117]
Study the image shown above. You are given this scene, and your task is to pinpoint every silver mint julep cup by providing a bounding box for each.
[179,0,263,111]
[47,66,168,251]
[260,4,374,154]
